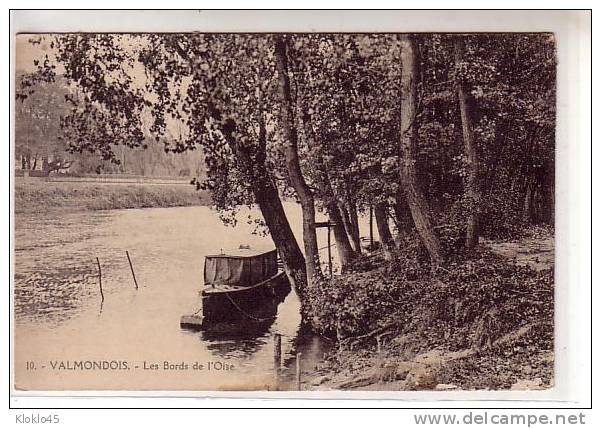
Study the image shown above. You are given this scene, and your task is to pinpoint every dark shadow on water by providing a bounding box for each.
[182,273,293,359]
[284,328,333,369]
[201,333,271,359]
[187,310,278,359]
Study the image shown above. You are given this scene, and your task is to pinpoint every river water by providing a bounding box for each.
[14,204,364,391]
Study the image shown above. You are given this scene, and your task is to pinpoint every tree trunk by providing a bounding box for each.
[221,115,308,298]
[299,104,356,270]
[21,155,26,170]
[523,177,533,223]
[253,172,308,296]
[454,36,481,250]
[338,203,360,253]
[274,35,322,286]
[483,120,510,196]
[374,202,396,260]
[533,186,543,223]
[543,167,555,225]
[398,34,446,266]
[348,199,362,252]
[392,190,412,245]
[326,202,355,269]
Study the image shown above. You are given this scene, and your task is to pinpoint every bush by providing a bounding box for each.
[305,246,554,356]
[437,188,530,245]
[478,188,528,240]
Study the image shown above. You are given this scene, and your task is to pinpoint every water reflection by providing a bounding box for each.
[202,336,270,359]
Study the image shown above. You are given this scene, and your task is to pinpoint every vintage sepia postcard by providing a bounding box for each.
[11,10,579,399]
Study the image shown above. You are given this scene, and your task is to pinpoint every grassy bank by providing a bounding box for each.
[303,230,554,391]
[15,178,210,214]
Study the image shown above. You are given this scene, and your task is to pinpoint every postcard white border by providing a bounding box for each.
[5,9,592,408]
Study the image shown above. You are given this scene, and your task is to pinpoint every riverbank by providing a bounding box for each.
[15,178,210,214]
[301,229,554,391]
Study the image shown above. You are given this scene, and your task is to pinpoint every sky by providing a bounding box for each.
[14,33,193,142]
[15,34,51,72]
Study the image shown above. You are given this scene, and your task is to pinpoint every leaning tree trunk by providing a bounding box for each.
[374,202,396,261]
[338,202,361,254]
[326,201,356,269]
[222,115,308,298]
[339,197,361,254]
[252,171,308,296]
[454,36,481,249]
[274,35,322,287]
[398,34,446,266]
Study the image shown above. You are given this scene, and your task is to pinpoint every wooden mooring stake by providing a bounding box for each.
[273,333,282,370]
[327,224,332,278]
[296,352,302,391]
[96,257,104,302]
[369,205,374,248]
[126,250,139,290]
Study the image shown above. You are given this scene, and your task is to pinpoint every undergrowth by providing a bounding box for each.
[306,229,554,389]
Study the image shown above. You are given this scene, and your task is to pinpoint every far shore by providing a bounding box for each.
[15,176,210,215]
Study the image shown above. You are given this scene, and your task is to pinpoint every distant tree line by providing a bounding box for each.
[15,72,206,178]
